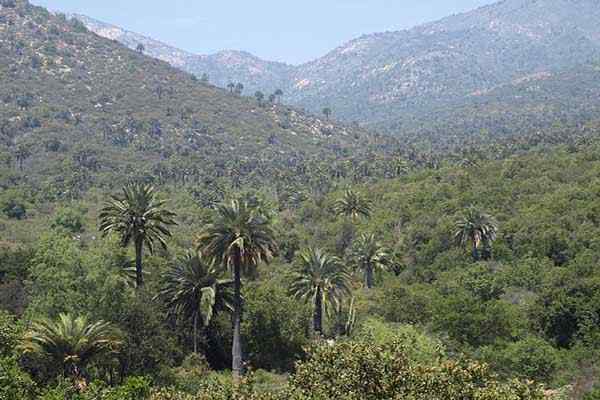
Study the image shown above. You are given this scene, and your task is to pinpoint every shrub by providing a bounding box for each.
[289,340,545,400]
[0,356,36,400]
[51,206,85,233]
[481,337,561,383]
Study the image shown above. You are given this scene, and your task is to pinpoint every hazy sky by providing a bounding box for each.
[32,0,495,64]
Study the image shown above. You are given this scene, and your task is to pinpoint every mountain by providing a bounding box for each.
[74,0,600,136]
[0,0,377,200]
[70,14,293,95]
[288,0,600,131]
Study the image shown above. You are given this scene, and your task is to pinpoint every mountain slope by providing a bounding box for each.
[286,0,600,128]
[0,0,374,199]
[71,14,293,95]
[75,0,600,135]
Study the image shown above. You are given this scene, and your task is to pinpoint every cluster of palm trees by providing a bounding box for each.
[20,183,499,388]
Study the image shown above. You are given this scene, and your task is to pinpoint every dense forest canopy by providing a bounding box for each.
[2,0,600,399]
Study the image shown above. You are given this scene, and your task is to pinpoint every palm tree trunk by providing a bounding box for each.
[472,241,479,261]
[135,238,144,287]
[193,314,198,354]
[365,264,374,289]
[314,289,323,336]
[232,253,243,384]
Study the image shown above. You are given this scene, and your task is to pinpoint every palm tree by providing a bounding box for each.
[136,43,145,54]
[195,199,277,382]
[274,89,283,103]
[349,233,388,289]
[322,107,332,120]
[334,189,372,222]
[227,82,235,93]
[254,91,265,106]
[235,83,244,95]
[99,183,177,288]
[289,248,351,336]
[156,252,233,354]
[20,314,120,388]
[454,207,498,261]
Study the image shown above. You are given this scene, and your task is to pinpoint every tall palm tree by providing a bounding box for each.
[156,252,233,354]
[334,189,372,222]
[195,199,277,382]
[322,107,332,120]
[349,233,388,289]
[20,314,120,388]
[289,248,351,336]
[99,183,177,288]
[454,207,498,261]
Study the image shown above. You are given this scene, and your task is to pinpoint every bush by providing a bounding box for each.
[354,318,444,365]
[481,337,560,383]
[0,356,36,400]
[105,376,152,400]
[0,190,27,219]
[51,206,85,233]
[242,282,310,372]
[289,340,546,400]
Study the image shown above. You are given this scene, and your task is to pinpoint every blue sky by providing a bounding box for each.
[32,0,496,64]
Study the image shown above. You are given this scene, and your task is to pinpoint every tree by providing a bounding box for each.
[227,82,235,93]
[136,43,145,54]
[254,91,265,106]
[99,183,177,288]
[289,248,351,335]
[454,207,498,261]
[349,233,388,289]
[156,252,233,354]
[235,83,244,96]
[195,199,277,382]
[20,314,120,388]
[274,89,284,103]
[15,144,31,170]
[334,189,372,222]
[322,107,332,120]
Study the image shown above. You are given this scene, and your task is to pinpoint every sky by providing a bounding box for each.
[31,0,496,65]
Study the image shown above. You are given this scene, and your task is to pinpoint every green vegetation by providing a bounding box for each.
[2,1,600,399]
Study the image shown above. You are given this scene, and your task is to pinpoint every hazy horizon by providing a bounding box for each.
[31,0,496,64]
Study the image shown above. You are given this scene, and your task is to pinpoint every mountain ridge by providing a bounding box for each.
[72,0,600,135]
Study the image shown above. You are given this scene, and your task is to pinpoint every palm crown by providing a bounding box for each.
[289,248,352,335]
[196,199,277,273]
[157,252,233,354]
[454,207,498,261]
[20,314,120,384]
[334,189,372,221]
[99,183,177,287]
[349,233,389,289]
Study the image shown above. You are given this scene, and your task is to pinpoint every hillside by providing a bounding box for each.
[0,0,378,200]
[76,0,600,136]
[71,14,294,95]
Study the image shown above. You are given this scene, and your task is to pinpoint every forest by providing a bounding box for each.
[5,142,600,399]
[2,0,600,399]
